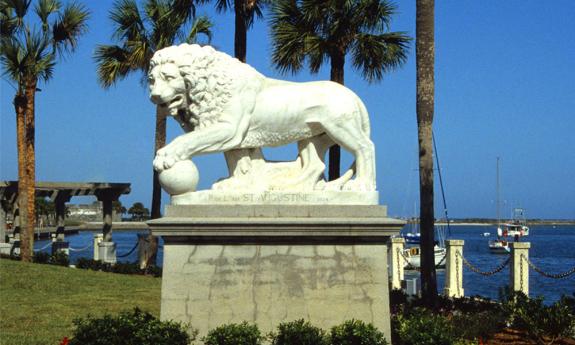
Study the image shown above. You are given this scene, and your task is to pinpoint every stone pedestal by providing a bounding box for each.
[98,241,117,264]
[148,205,404,341]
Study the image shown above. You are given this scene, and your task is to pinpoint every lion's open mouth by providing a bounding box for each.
[160,95,185,114]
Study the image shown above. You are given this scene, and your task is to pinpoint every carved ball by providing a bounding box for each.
[158,160,199,195]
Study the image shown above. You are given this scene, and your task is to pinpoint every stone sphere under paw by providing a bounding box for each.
[158,160,199,195]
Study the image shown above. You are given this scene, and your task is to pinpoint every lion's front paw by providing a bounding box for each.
[154,145,186,172]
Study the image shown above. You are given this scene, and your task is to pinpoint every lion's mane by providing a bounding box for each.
[150,44,260,128]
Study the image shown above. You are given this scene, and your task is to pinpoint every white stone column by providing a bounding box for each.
[444,239,464,298]
[93,233,103,260]
[510,242,530,296]
[389,237,405,290]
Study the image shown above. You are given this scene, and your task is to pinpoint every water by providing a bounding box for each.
[34,225,574,303]
[408,225,575,303]
[34,230,164,266]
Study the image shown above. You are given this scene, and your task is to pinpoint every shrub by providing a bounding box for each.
[75,258,162,276]
[330,319,388,345]
[50,251,70,266]
[270,319,329,345]
[68,308,194,345]
[392,308,459,345]
[33,251,51,264]
[502,291,575,344]
[452,310,506,342]
[203,322,263,345]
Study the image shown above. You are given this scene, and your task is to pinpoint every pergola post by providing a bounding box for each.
[95,190,123,264]
[53,192,72,241]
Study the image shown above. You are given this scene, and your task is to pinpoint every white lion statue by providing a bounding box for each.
[148,44,376,192]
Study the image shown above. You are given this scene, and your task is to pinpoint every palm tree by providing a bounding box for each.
[0,0,89,262]
[205,0,265,62]
[270,0,410,180]
[416,0,437,307]
[94,0,212,266]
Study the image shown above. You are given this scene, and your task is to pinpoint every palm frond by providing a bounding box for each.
[2,0,31,28]
[34,0,60,33]
[0,36,25,82]
[1,5,19,38]
[22,27,55,82]
[110,0,146,42]
[186,15,213,44]
[351,31,409,83]
[93,44,134,88]
[52,1,89,55]
[214,0,231,13]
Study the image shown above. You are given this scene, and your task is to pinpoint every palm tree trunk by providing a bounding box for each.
[23,79,37,262]
[14,90,30,261]
[328,52,345,181]
[416,0,437,307]
[147,106,166,267]
[234,0,247,62]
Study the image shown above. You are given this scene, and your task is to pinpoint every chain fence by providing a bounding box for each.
[457,251,510,276]
[117,241,139,258]
[69,243,93,252]
[522,254,575,279]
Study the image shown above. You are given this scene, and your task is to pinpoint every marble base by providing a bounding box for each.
[171,190,379,206]
[98,241,117,264]
[148,205,404,342]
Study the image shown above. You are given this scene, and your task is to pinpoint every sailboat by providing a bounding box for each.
[488,158,529,254]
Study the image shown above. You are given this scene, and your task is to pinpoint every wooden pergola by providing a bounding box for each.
[0,181,131,243]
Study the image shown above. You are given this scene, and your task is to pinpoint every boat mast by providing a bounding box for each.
[496,157,500,228]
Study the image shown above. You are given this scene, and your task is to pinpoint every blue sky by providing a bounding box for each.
[1,1,574,219]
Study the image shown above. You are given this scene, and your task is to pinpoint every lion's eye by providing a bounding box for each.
[164,75,175,81]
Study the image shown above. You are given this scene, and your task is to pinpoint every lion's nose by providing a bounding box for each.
[150,93,163,104]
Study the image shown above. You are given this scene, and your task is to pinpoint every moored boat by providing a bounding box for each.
[402,245,447,269]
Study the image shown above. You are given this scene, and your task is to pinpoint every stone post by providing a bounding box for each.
[93,233,103,261]
[444,239,464,298]
[510,242,530,296]
[389,237,405,290]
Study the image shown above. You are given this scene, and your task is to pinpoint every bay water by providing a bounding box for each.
[34,225,574,303]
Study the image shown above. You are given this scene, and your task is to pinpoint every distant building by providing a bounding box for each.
[68,202,122,222]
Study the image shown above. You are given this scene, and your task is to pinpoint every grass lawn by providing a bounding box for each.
[0,258,161,345]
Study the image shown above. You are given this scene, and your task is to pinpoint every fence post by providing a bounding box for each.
[389,237,405,290]
[444,239,464,298]
[93,233,103,261]
[511,242,530,296]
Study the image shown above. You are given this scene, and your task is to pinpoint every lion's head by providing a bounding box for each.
[148,44,241,129]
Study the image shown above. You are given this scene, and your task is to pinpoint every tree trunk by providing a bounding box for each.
[328,52,345,181]
[234,0,247,62]
[416,0,437,307]
[23,79,37,262]
[14,90,30,261]
[151,106,166,219]
[147,106,166,267]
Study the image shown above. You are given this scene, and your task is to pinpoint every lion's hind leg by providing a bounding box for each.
[319,112,376,191]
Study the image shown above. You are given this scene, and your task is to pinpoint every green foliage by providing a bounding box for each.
[392,308,458,345]
[502,291,575,344]
[270,319,329,345]
[451,310,506,342]
[33,251,69,266]
[51,251,70,266]
[330,319,388,345]
[76,258,162,277]
[68,308,193,345]
[203,322,263,345]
